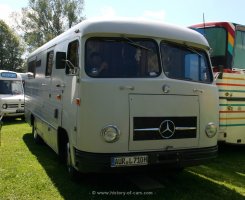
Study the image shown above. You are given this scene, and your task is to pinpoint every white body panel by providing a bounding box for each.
[25,20,219,172]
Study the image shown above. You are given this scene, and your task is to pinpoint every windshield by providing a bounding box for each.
[0,80,24,95]
[160,42,212,83]
[85,38,161,78]
[195,27,227,67]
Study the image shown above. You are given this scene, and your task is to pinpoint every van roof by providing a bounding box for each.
[29,19,209,58]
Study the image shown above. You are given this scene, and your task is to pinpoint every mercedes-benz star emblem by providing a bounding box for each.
[159,120,175,139]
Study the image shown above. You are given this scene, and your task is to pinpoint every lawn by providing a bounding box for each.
[0,119,244,200]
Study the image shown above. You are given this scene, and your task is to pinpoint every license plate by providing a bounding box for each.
[111,155,148,167]
[16,109,24,113]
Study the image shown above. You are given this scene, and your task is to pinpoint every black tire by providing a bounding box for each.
[174,167,184,174]
[66,142,79,180]
[32,119,43,144]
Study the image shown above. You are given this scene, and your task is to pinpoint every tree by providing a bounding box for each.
[0,20,24,72]
[20,0,85,51]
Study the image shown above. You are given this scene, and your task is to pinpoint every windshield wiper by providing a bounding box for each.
[185,45,203,57]
[123,37,152,51]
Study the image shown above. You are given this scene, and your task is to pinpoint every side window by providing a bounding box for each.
[36,59,41,68]
[28,60,36,78]
[233,30,245,69]
[46,51,54,76]
[67,40,79,74]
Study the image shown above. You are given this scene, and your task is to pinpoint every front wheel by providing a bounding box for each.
[66,142,79,180]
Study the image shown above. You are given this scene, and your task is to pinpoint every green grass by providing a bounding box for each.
[0,119,245,200]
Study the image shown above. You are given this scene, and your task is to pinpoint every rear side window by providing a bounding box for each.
[85,37,161,78]
[160,42,212,83]
[46,51,54,76]
[233,30,245,69]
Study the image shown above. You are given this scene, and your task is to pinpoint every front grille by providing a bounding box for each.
[133,117,197,141]
[21,104,24,108]
[7,104,19,108]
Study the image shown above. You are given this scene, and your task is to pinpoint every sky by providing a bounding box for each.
[0,0,245,27]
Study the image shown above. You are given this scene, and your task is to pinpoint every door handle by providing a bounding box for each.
[119,85,135,91]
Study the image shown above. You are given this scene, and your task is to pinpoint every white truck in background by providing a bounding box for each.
[0,70,24,119]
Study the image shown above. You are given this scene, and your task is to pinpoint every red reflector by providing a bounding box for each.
[75,98,80,106]
[56,94,62,100]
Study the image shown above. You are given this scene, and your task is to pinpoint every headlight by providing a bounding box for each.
[205,122,217,138]
[101,125,120,143]
[2,104,7,109]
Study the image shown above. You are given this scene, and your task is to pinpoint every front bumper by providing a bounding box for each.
[74,145,218,173]
[1,109,24,117]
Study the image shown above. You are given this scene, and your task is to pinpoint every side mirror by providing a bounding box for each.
[56,52,66,69]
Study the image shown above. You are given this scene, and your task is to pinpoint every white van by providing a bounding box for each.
[0,70,24,119]
[25,19,219,177]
